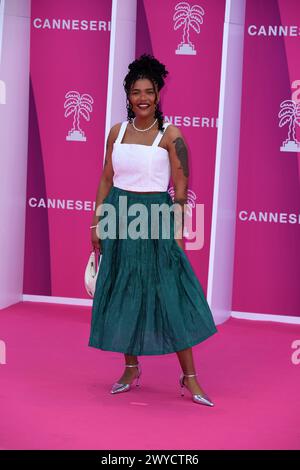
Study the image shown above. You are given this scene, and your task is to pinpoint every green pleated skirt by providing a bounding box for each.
[88,185,218,355]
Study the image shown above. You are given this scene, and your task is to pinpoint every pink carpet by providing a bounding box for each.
[0,301,299,450]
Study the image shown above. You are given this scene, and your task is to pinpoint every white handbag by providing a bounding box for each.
[84,248,102,297]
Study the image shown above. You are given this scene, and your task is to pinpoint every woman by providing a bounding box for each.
[88,54,218,406]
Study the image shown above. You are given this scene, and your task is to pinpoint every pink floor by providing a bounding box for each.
[0,301,299,450]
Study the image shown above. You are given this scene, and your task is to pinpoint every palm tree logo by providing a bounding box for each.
[168,186,197,238]
[173,2,205,55]
[279,99,300,152]
[64,90,94,142]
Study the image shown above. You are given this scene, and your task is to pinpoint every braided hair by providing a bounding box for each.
[123,53,169,132]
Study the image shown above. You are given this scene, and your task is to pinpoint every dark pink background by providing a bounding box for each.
[24,0,111,297]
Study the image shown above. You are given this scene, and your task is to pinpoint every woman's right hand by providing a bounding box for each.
[91,227,102,254]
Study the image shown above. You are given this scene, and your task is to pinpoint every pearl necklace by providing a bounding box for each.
[132,117,158,132]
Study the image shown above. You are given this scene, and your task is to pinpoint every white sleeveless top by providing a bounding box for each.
[112,120,172,192]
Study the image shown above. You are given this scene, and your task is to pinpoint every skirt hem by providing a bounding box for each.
[88,329,217,356]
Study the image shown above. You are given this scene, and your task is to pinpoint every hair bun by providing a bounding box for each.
[126,53,169,88]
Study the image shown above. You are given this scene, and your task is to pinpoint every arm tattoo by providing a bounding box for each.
[173,137,189,177]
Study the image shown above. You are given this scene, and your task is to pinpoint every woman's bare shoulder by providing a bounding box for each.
[107,121,125,143]
[164,123,182,134]
[111,121,123,134]
[164,123,185,146]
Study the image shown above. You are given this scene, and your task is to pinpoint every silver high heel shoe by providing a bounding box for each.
[179,373,214,407]
[110,363,142,394]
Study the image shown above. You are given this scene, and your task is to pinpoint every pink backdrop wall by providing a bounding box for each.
[232,0,300,316]
[0,0,31,309]
[136,0,226,293]
[23,0,112,298]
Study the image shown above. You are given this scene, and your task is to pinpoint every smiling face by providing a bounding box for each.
[128,78,159,118]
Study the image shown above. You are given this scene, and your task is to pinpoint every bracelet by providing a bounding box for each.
[90,224,98,229]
